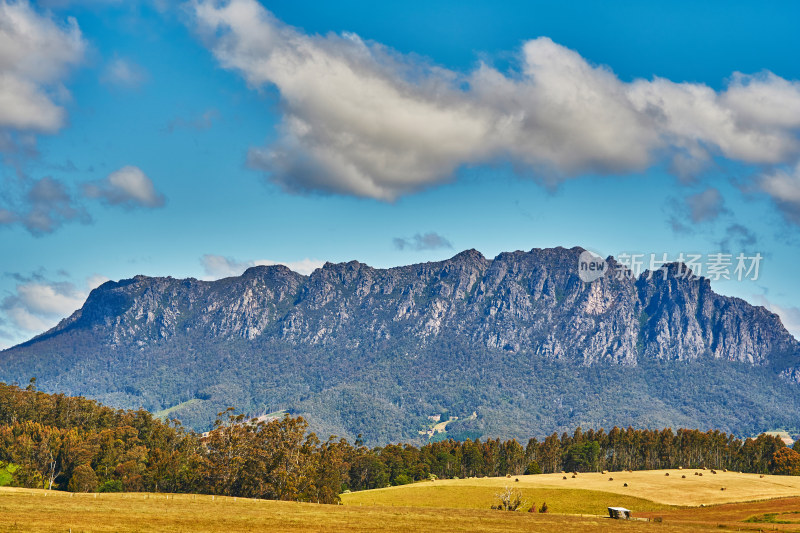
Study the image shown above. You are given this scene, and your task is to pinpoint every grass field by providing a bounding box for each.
[0,487,704,532]
[637,497,800,530]
[3,470,800,532]
[152,399,202,419]
[341,469,800,509]
[342,484,672,514]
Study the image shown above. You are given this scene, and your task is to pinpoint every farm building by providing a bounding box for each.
[608,507,632,519]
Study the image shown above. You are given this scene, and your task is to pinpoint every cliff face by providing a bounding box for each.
[3,247,799,443]
[44,246,798,367]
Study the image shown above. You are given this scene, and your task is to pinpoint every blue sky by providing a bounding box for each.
[1,0,799,348]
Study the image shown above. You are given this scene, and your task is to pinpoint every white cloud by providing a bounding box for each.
[716,223,757,252]
[722,72,800,132]
[86,273,110,290]
[38,0,171,11]
[167,108,219,132]
[628,75,800,166]
[201,254,325,278]
[0,176,89,235]
[753,296,800,341]
[393,232,452,251]
[0,1,85,133]
[101,57,148,88]
[685,188,726,223]
[191,0,800,202]
[83,165,166,208]
[0,274,108,338]
[193,0,506,200]
[0,273,112,346]
[38,0,123,8]
[760,162,800,225]
[0,74,66,132]
[13,281,84,316]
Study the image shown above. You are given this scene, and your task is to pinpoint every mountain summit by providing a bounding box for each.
[2,247,799,443]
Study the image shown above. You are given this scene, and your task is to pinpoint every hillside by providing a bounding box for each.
[0,487,702,533]
[341,470,800,508]
[1,247,799,443]
[5,471,800,532]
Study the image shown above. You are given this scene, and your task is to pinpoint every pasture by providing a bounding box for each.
[0,487,695,532]
[2,469,800,531]
[341,469,800,508]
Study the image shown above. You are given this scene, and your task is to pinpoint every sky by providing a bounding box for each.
[1,0,800,348]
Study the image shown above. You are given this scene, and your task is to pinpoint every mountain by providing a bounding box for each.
[2,247,799,444]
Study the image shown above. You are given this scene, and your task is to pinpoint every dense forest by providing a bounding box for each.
[1,382,799,504]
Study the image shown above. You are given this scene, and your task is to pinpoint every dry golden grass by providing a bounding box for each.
[0,486,710,532]
[638,497,800,531]
[341,483,671,515]
[521,469,800,505]
[342,470,800,509]
[3,471,800,532]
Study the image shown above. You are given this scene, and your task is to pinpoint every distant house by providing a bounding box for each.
[608,507,632,519]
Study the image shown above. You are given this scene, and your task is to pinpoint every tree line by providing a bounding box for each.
[1,381,798,503]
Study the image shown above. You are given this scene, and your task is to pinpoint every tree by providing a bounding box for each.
[349,454,389,491]
[68,464,98,492]
[563,441,600,472]
[770,447,800,476]
[524,461,542,475]
[492,486,525,511]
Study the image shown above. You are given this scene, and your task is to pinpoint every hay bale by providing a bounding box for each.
[563,476,567,480]
[677,466,683,470]
[665,472,669,476]
[608,477,613,481]
[602,470,608,474]
[506,474,511,478]
[515,478,519,482]
[720,487,726,491]
[571,474,576,478]
[623,483,628,487]
[681,475,686,478]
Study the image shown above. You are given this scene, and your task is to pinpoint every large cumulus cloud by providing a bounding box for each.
[0,1,85,133]
[191,0,800,207]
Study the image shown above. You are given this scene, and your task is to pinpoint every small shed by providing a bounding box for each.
[608,507,632,519]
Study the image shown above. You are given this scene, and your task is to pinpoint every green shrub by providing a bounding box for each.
[393,474,413,486]
[98,479,124,493]
[524,461,542,475]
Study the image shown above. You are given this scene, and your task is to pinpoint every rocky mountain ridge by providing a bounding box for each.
[42,247,799,368]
